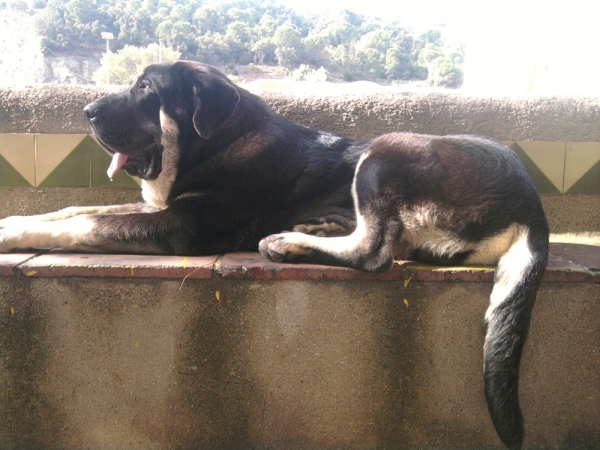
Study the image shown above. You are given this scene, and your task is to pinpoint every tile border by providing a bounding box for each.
[2,134,600,193]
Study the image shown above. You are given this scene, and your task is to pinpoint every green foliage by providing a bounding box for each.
[415,37,464,88]
[92,42,181,85]
[31,0,464,86]
[290,64,327,82]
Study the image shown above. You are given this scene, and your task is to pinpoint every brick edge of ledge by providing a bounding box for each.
[0,251,597,283]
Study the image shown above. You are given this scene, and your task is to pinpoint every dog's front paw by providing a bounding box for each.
[0,223,19,252]
[0,218,42,252]
[259,233,310,262]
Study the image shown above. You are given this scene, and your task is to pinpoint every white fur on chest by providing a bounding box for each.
[142,109,180,209]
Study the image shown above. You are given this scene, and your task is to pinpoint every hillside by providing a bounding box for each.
[0,9,101,85]
[0,2,463,88]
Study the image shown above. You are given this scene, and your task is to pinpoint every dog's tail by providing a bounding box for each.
[484,222,548,450]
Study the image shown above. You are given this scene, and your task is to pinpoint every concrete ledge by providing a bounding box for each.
[0,247,598,449]
[1,244,598,283]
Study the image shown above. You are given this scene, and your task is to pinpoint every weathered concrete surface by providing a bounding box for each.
[1,188,599,234]
[540,194,600,233]
[0,277,598,449]
[2,84,600,141]
[0,85,119,134]
[0,187,141,218]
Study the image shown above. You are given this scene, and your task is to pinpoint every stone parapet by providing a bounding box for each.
[2,85,600,141]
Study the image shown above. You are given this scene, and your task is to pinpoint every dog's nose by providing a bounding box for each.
[84,102,100,121]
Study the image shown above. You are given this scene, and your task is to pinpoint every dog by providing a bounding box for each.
[0,61,548,449]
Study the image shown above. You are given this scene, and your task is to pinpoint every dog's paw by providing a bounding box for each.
[259,233,310,262]
[0,223,21,252]
[0,216,38,252]
[0,218,46,252]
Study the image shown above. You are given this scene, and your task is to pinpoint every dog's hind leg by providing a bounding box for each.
[483,223,548,450]
[259,213,397,272]
[259,152,402,272]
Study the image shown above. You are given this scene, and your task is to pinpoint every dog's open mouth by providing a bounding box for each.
[104,141,163,181]
[107,152,130,179]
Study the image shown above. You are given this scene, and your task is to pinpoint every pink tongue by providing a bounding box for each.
[107,152,129,179]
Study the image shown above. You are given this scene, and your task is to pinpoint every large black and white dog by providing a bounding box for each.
[0,61,548,449]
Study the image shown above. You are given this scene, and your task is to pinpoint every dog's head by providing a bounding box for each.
[84,61,241,180]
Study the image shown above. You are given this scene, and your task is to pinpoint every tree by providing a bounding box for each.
[225,21,252,63]
[252,38,276,64]
[273,25,303,68]
[193,6,224,33]
[385,46,413,80]
[414,40,465,88]
[302,34,329,67]
[195,31,230,65]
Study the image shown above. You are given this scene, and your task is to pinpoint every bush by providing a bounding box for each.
[290,64,328,82]
[92,43,181,85]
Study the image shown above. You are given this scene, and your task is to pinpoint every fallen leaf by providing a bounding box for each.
[181,257,189,266]
[404,277,411,288]
[130,267,135,276]
[15,288,24,293]
[403,299,409,307]
[26,271,36,277]
[215,290,221,305]
[135,340,139,349]
[10,307,15,315]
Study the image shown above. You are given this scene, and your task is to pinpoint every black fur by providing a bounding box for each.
[0,61,549,449]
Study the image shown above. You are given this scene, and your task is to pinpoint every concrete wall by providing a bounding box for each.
[1,276,598,449]
[2,85,600,140]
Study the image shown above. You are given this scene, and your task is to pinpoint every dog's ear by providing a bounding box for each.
[188,66,241,140]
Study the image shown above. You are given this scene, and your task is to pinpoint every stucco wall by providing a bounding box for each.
[2,85,600,140]
[1,276,598,449]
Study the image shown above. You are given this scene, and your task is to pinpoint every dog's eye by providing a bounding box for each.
[139,81,150,90]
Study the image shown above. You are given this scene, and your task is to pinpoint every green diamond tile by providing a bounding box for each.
[513,143,563,194]
[38,136,90,187]
[0,153,32,186]
[0,133,35,186]
[565,159,600,194]
[565,142,600,194]
[91,137,140,188]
